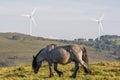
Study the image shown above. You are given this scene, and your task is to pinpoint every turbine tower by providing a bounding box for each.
[22,8,37,35]
[92,15,104,40]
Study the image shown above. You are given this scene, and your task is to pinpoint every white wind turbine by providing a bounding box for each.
[92,15,104,40]
[22,8,37,35]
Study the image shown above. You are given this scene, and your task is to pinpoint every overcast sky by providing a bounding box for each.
[0,0,120,40]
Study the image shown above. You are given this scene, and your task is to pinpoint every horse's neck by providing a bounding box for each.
[36,53,45,63]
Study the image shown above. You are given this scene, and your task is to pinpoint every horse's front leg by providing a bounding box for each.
[48,63,54,77]
[54,63,63,77]
[71,62,79,78]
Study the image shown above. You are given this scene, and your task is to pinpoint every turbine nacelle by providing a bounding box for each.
[91,15,104,22]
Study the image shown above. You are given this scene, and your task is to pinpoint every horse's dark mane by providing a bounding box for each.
[35,48,45,59]
[47,44,57,48]
[50,44,57,47]
[35,44,57,59]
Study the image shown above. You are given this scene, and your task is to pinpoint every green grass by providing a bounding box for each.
[0,62,120,80]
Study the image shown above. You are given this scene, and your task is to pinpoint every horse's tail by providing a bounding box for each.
[82,47,88,65]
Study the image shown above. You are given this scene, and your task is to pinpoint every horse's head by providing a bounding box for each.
[32,49,45,74]
[32,56,42,73]
[32,44,56,74]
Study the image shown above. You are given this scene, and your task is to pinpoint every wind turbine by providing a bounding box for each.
[22,8,37,35]
[92,15,104,40]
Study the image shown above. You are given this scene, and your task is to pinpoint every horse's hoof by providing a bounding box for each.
[49,74,54,78]
[59,72,63,77]
[87,70,92,74]
[89,71,92,74]
[70,75,76,78]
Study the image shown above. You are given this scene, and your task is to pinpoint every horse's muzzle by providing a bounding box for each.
[34,70,38,74]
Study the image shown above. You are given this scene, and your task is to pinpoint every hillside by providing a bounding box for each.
[0,32,118,67]
[0,32,65,67]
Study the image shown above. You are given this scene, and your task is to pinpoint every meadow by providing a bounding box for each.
[0,33,118,67]
[0,62,120,80]
[0,33,120,80]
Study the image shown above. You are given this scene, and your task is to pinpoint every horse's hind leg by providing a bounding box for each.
[79,59,91,74]
[54,63,63,77]
[71,62,79,78]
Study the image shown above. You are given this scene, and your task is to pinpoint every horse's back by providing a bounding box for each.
[68,44,84,53]
[50,46,71,64]
[53,44,84,57]
[47,44,86,64]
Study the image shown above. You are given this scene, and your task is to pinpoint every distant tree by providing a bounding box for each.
[88,39,93,42]
[10,36,20,40]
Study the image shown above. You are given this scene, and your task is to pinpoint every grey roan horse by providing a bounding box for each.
[32,44,91,78]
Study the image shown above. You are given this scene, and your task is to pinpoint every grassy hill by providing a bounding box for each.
[0,62,120,80]
[0,32,118,67]
[0,32,65,67]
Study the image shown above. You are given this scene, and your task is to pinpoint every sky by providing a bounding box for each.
[0,0,120,40]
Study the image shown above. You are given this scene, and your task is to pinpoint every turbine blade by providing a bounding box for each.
[99,15,104,21]
[91,18,98,22]
[22,14,30,17]
[31,17,36,25]
[31,8,37,16]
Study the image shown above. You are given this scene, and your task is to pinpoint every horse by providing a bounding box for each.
[32,44,91,78]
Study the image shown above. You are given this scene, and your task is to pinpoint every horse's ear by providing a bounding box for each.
[33,55,35,59]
